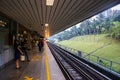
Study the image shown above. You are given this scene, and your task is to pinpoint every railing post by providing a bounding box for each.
[77,51,82,57]
[74,49,76,53]
[110,61,112,70]
[71,48,72,52]
[97,57,100,64]
[70,48,72,52]
[59,44,61,47]
[65,46,66,49]
[88,54,90,60]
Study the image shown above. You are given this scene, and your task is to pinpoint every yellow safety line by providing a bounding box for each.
[45,43,51,80]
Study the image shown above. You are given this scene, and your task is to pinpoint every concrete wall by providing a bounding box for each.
[0,14,32,69]
[0,48,14,67]
[0,29,14,68]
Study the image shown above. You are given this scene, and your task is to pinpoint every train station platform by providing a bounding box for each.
[0,42,65,80]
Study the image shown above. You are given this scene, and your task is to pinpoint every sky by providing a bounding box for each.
[111,4,120,10]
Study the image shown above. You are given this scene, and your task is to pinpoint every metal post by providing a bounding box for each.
[74,49,76,54]
[72,48,73,53]
[88,54,90,60]
[78,51,82,57]
[110,61,112,70]
[97,57,100,64]
[65,46,66,49]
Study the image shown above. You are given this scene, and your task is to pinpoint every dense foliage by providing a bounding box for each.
[49,9,120,42]
[112,22,120,39]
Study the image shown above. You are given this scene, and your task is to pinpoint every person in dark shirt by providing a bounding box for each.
[14,40,23,69]
[21,40,30,61]
[38,40,42,52]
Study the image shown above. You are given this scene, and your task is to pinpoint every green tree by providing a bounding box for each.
[111,22,120,40]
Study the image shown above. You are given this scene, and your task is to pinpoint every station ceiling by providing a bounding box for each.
[0,0,120,37]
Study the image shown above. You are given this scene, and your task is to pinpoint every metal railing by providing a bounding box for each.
[56,43,120,74]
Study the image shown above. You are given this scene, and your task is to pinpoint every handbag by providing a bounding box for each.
[20,54,25,61]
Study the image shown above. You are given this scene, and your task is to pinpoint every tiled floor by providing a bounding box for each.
[0,43,65,80]
[0,47,46,80]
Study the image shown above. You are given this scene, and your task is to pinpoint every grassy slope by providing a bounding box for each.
[58,34,120,62]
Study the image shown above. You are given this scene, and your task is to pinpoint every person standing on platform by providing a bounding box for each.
[21,40,30,62]
[41,39,44,48]
[40,39,44,51]
[14,40,23,69]
[38,39,42,52]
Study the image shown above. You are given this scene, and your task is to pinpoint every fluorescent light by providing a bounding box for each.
[23,31,27,34]
[17,33,20,36]
[0,20,7,27]
[2,24,5,27]
[45,23,49,27]
[46,0,54,6]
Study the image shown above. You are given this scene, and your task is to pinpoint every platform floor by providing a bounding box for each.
[0,42,65,80]
[45,43,65,80]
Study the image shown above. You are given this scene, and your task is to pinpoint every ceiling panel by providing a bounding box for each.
[0,0,120,36]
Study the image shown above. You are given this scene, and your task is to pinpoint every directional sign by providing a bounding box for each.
[24,76,33,80]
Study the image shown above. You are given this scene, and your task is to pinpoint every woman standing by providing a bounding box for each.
[14,40,23,69]
[21,40,30,62]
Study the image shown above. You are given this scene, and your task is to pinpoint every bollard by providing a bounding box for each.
[110,61,112,70]
[97,57,100,64]
[78,51,82,57]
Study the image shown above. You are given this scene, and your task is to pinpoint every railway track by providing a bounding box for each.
[47,42,112,80]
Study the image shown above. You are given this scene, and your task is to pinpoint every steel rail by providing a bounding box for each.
[47,42,111,80]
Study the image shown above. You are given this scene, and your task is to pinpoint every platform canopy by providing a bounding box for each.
[0,0,120,37]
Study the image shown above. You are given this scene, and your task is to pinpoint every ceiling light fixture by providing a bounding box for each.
[45,23,49,27]
[46,0,54,6]
[0,20,7,27]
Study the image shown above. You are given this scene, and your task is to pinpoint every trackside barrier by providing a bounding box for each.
[56,43,120,74]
